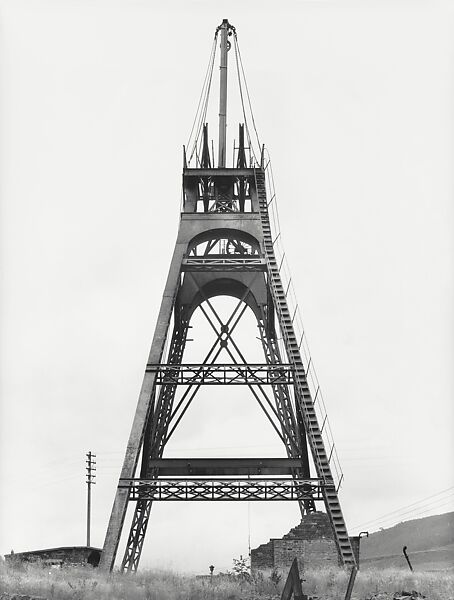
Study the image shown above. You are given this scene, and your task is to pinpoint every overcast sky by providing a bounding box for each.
[1,0,453,574]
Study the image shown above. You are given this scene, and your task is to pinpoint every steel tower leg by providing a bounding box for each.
[120,315,189,572]
[257,311,316,515]
[99,242,187,572]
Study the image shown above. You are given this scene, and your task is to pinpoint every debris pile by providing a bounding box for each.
[367,592,426,600]
[0,595,47,600]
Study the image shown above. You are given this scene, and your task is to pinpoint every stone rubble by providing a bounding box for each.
[366,592,427,600]
[0,595,48,600]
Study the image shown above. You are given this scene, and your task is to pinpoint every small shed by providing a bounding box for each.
[4,546,102,568]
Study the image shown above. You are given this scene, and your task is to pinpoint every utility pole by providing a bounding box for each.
[86,451,96,547]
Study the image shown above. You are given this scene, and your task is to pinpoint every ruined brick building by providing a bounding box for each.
[4,546,101,568]
[251,512,360,574]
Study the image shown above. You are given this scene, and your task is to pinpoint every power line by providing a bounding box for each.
[397,498,454,522]
[351,486,454,530]
[365,493,454,532]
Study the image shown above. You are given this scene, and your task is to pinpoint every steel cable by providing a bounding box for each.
[234,33,261,159]
[233,34,257,166]
[187,33,218,165]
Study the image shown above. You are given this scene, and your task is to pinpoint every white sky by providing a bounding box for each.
[1,0,453,574]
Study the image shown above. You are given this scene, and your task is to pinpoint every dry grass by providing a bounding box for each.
[0,561,453,600]
[0,561,279,600]
[302,567,454,600]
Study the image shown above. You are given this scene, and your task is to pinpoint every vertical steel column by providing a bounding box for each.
[257,313,315,515]
[120,316,189,572]
[218,19,229,167]
[99,241,187,571]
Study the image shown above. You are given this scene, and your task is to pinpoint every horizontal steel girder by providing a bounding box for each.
[182,257,266,272]
[146,458,305,476]
[183,167,255,178]
[145,363,294,385]
[120,478,328,501]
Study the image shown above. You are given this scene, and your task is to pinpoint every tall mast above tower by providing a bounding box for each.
[217,18,232,168]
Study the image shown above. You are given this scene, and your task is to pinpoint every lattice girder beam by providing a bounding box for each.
[182,257,266,272]
[121,477,327,501]
[147,363,294,385]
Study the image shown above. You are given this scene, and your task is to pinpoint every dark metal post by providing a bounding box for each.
[281,558,306,600]
[357,531,369,569]
[403,546,413,572]
[86,451,96,547]
[344,566,358,600]
[218,19,229,167]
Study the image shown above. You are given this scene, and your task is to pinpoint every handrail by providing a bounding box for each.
[260,156,345,491]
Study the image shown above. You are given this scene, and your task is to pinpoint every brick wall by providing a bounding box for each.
[250,540,274,571]
[251,512,339,574]
[283,512,335,540]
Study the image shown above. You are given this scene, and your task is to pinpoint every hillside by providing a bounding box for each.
[358,511,454,571]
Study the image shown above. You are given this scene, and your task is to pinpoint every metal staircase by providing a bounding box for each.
[255,168,356,567]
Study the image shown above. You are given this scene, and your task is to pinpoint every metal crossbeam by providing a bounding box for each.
[182,257,266,271]
[146,363,294,385]
[147,458,304,475]
[183,167,254,177]
[120,478,327,501]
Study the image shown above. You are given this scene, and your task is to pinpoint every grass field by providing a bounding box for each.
[1,561,453,600]
[360,544,454,573]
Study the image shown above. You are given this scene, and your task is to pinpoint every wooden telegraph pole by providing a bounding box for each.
[86,451,96,547]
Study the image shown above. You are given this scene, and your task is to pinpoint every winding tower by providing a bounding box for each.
[100,19,355,572]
